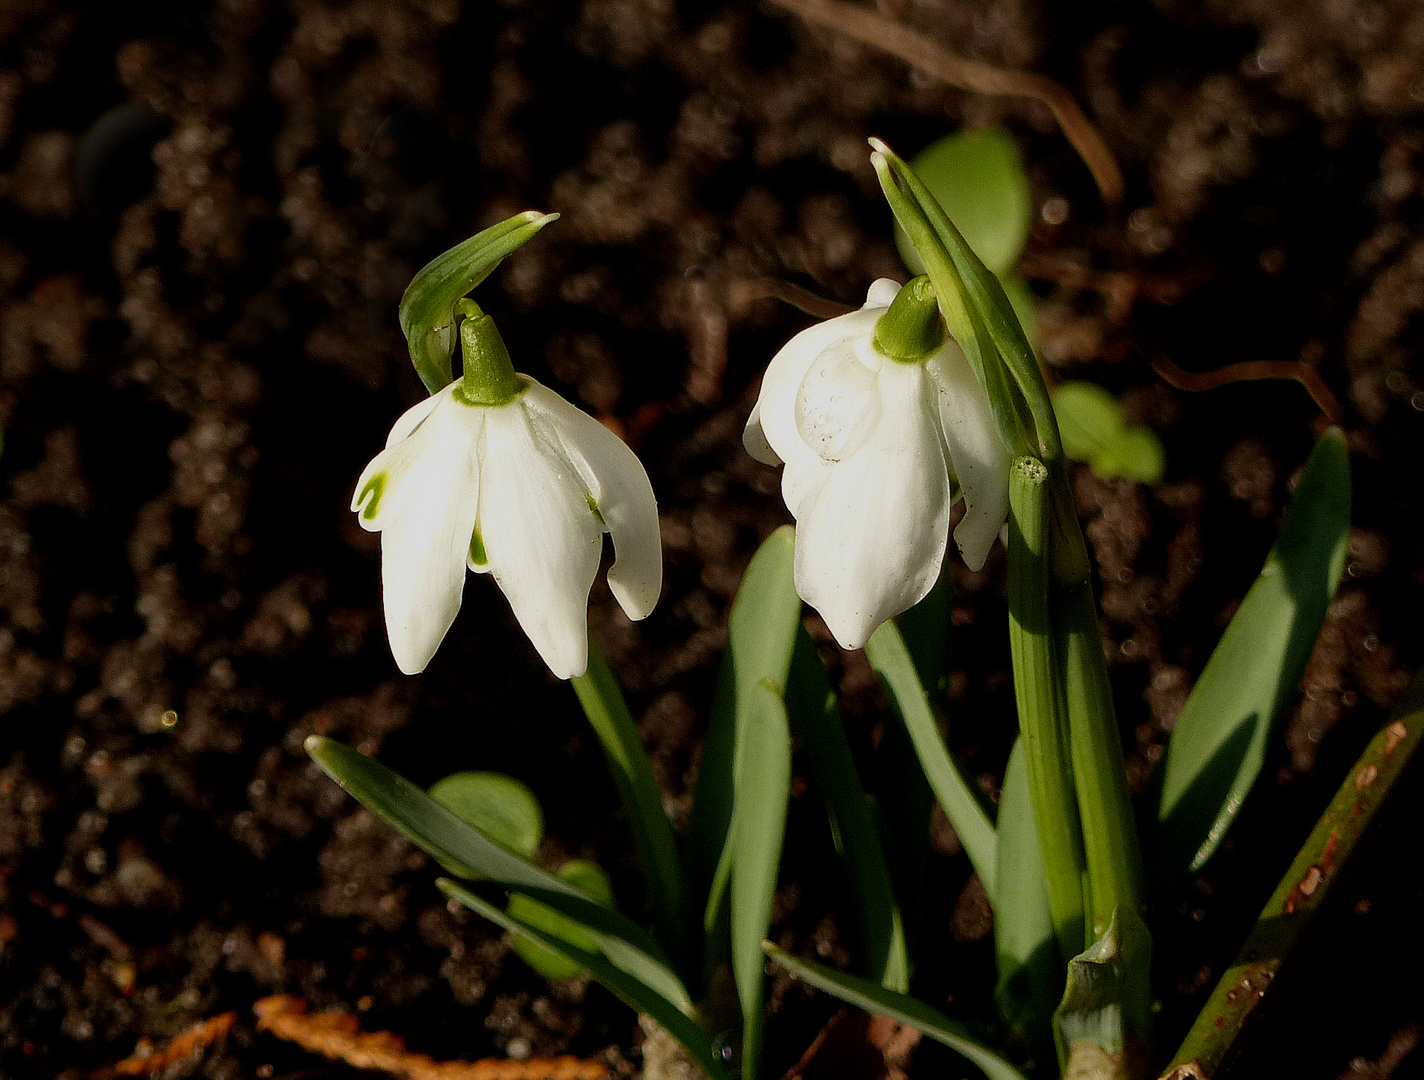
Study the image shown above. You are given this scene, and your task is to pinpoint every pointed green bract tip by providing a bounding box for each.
[469,527,488,567]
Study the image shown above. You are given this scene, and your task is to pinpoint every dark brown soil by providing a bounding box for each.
[0,1,1422,1078]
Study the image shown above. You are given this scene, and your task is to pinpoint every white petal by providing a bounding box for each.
[365,394,485,674]
[520,378,663,620]
[780,442,834,520]
[795,363,950,650]
[863,277,902,309]
[752,305,883,467]
[925,340,1012,571]
[742,399,780,466]
[479,400,604,679]
[385,390,445,448]
[794,338,882,462]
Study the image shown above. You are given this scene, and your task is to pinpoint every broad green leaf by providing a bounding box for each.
[764,943,1030,1080]
[1052,381,1164,485]
[894,128,1032,279]
[684,527,801,1079]
[510,859,614,980]
[1154,430,1351,877]
[428,771,543,863]
[573,636,686,964]
[786,627,909,992]
[305,736,691,1010]
[865,620,997,898]
[992,738,1059,1059]
[441,879,733,1080]
[399,210,557,393]
[1051,907,1151,1070]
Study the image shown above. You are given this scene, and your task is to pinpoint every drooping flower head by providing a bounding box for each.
[353,218,662,679]
[744,276,1010,650]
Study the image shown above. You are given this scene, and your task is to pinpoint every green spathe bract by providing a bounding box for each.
[893,128,1033,280]
[399,210,557,393]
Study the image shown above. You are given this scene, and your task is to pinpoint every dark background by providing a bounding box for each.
[0,0,1421,1076]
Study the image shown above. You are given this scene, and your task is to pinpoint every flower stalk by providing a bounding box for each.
[872,137,1151,1058]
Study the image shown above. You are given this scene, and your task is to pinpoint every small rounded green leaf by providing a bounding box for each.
[508,860,615,980]
[1052,381,1165,485]
[428,771,544,861]
[894,128,1033,279]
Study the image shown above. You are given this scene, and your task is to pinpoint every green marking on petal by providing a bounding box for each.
[469,526,488,567]
[586,494,606,527]
[358,473,386,520]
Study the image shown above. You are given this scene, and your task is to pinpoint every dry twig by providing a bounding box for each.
[1148,353,1345,427]
[769,0,1125,206]
[98,1013,237,1077]
[254,995,610,1080]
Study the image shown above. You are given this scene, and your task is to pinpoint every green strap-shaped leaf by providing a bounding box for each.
[573,636,687,966]
[992,737,1059,1063]
[398,211,558,393]
[786,627,909,992]
[1161,677,1424,1080]
[1154,430,1351,878]
[865,620,997,900]
[440,879,732,1080]
[685,527,802,1080]
[764,943,1030,1080]
[305,736,691,1010]
[730,681,791,1080]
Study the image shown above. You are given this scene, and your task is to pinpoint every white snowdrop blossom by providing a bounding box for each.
[744,277,1011,650]
[352,376,662,679]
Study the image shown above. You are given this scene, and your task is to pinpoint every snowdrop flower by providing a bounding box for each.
[353,308,661,679]
[744,276,1010,650]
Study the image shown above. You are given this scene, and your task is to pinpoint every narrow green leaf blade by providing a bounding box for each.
[787,627,909,992]
[687,528,800,940]
[764,943,1030,1080]
[305,735,691,1009]
[1162,679,1424,1080]
[398,210,557,393]
[993,737,1059,1059]
[441,879,732,1080]
[573,636,686,964]
[730,682,791,1080]
[1155,430,1351,876]
[865,620,997,898]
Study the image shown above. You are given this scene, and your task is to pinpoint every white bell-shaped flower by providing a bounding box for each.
[744,277,1010,650]
[352,313,661,679]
